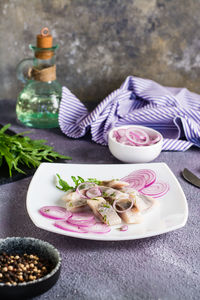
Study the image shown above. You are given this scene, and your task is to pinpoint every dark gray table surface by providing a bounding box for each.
[0,100,200,300]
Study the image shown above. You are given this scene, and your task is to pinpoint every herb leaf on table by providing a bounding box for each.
[0,124,71,177]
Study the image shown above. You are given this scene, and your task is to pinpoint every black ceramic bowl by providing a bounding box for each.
[0,237,61,299]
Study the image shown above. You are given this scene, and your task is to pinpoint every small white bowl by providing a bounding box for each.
[108,125,163,163]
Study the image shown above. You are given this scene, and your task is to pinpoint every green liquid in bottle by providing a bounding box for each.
[16,80,61,128]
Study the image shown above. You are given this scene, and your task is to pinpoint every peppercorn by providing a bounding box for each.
[0,252,53,285]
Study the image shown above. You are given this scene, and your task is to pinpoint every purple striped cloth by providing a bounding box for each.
[58,76,200,151]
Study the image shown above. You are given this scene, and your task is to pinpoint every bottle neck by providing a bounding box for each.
[31,54,57,82]
[29,45,59,68]
[33,55,56,68]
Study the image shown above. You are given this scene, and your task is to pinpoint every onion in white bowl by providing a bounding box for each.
[108,125,163,163]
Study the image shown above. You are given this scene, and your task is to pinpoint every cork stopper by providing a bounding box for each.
[35,27,54,60]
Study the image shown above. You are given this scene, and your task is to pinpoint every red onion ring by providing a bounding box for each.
[126,128,150,145]
[119,225,128,231]
[85,187,102,198]
[113,130,119,139]
[70,219,96,227]
[54,220,87,233]
[76,182,97,199]
[135,169,156,187]
[81,223,111,234]
[112,198,135,213]
[150,135,161,144]
[117,128,126,137]
[140,181,170,198]
[121,174,146,191]
[39,206,71,220]
[121,169,156,190]
[67,212,96,227]
[113,127,161,147]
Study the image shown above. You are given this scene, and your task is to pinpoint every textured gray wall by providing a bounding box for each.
[1,0,200,103]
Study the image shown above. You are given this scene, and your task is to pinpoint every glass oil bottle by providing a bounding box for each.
[16,27,61,128]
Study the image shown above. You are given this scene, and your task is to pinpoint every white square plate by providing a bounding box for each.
[26,162,188,241]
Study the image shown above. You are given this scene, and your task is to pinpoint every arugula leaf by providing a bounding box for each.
[56,174,101,192]
[77,176,85,183]
[56,174,73,191]
[71,176,79,186]
[71,175,85,187]
[87,178,102,185]
[0,124,71,177]
[0,124,12,134]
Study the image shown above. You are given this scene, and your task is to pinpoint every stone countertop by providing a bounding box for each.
[0,100,200,300]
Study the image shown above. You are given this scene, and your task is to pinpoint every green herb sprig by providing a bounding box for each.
[0,124,71,177]
[56,174,101,192]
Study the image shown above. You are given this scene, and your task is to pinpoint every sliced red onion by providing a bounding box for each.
[113,130,120,139]
[126,128,150,145]
[81,223,111,234]
[112,127,161,147]
[140,181,170,198]
[121,173,146,191]
[117,136,129,144]
[54,220,87,233]
[121,169,156,189]
[85,187,101,198]
[119,225,128,231]
[67,212,96,227]
[149,134,161,144]
[137,169,156,187]
[112,198,134,213]
[76,182,97,199]
[39,206,72,220]
[71,219,96,227]
[117,128,126,137]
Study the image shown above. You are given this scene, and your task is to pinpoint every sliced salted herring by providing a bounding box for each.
[100,180,129,190]
[100,186,129,203]
[65,198,88,211]
[87,197,121,226]
[134,193,158,213]
[119,207,143,224]
[62,191,88,211]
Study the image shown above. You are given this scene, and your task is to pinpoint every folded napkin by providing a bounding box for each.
[59,76,200,151]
